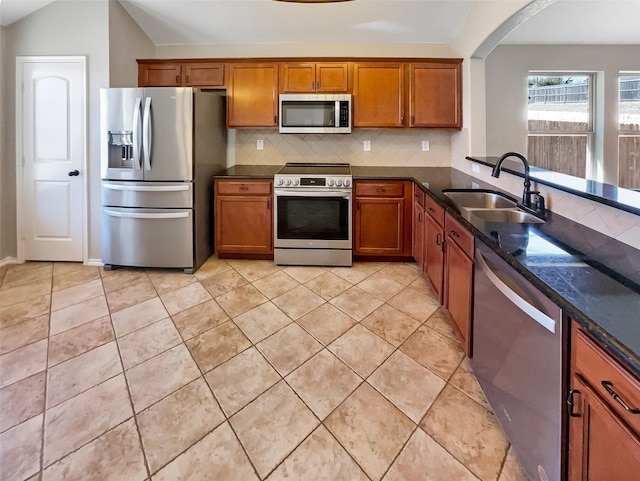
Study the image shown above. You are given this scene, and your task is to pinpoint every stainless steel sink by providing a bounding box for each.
[468,208,545,224]
[443,190,517,209]
[442,189,545,224]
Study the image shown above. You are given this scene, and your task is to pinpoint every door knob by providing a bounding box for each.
[68,170,79,177]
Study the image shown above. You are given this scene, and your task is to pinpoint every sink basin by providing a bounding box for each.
[468,208,545,224]
[443,189,545,224]
[443,190,517,209]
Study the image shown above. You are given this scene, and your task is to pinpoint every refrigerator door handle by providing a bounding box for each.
[103,183,190,192]
[104,209,189,220]
[142,97,152,172]
[132,97,142,171]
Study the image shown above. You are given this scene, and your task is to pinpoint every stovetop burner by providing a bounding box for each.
[277,163,351,176]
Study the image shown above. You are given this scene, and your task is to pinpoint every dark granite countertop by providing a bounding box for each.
[466,156,640,216]
[215,164,640,376]
[214,164,283,178]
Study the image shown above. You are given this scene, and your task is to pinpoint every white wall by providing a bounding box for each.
[109,0,154,88]
[484,44,640,185]
[0,25,12,262]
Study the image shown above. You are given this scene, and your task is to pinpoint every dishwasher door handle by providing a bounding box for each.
[476,249,556,333]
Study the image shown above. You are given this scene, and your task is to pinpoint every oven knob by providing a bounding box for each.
[344,178,351,187]
[276,178,283,186]
[327,178,335,187]
[284,178,292,186]
[336,178,343,187]
[292,178,299,186]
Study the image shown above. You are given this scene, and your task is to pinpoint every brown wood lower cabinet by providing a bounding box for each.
[568,325,640,481]
[423,200,444,302]
[214,179,273,257]
[353,180,412,258]
[443,212,474,356]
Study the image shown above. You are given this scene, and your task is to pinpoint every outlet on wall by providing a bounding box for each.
[471,163,480,174]
[421,140,430,152]
[257,139,264,151]
[363,140,371,152]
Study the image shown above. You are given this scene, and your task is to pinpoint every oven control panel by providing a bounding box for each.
[275,176,352,188]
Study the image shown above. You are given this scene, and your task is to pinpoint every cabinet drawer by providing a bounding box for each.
[424,195,444,226]
[445,213,474,259]
[355,181,404,197]
[215,180,272,196]
[574,328,640,434]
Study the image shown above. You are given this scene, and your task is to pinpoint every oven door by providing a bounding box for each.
[274,188,352,249]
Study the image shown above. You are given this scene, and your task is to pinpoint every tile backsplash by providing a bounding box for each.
[233,129,452,167]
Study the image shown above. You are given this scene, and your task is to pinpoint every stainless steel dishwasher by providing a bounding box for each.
[472,241,564,481]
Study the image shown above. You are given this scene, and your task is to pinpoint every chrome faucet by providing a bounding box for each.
[491,151,545,216]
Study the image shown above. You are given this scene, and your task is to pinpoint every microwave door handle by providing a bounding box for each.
[132,98,142,171]
[142,97,152,172]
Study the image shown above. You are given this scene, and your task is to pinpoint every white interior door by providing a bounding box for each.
[18,57,86,262]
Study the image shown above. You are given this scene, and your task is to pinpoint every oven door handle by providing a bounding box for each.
[274,189,351,198]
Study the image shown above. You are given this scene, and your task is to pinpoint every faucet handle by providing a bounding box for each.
[535,193,546,213]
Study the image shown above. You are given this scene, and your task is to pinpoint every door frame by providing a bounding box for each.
[15,56,88,264]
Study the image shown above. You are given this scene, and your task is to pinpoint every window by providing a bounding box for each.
[618,74,640,189]
[527,74,593,178]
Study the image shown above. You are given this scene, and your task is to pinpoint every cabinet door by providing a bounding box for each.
[353,63,405,127]
[215,196,273,254]
[281,63,349,93]
[281,63,316,92]
[409,62,462,129]
[568,375,640,481]
[315,63,349,92]
[424,213,444,302]
[138,63,182,87]
[445,238,473,356]
[184,63,225,87]
[227,64,278,127]
[413,199,425,269]
[354,198,404,256]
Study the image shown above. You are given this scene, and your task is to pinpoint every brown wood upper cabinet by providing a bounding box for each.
[409,61,462,129]
[138,61,225,87]
[568,324,640,481]
[227,63,279,128]
[352,63,405,128]
[280,62,349,93]
[138,62,183,87]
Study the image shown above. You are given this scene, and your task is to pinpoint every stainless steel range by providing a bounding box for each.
[274,163,352,267]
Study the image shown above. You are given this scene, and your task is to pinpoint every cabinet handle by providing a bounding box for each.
[176,75,180,84]
[436,233,442,246]
[267,199,270,210]
[239,186,249,191]
[450,230,460,238]
[428,207,435,214]
[274,115,277,124]
[186,75,190,84]
[418,213,422,222]
[376,188,385,193]
[567,389,582,417]
[602,381,640,414]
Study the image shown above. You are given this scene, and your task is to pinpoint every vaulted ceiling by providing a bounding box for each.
[1,0,639,46]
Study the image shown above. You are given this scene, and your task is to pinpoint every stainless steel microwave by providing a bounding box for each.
[279,94,351,134]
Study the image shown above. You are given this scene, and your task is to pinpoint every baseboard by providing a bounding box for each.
[86,258,104,267]
[0,257,20,268]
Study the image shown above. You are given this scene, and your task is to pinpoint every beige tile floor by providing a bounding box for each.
[0,257,529,481]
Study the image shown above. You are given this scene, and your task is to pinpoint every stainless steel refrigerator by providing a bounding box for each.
[100,87,226,273]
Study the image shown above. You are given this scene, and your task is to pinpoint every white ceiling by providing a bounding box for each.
[1,0,639,46]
